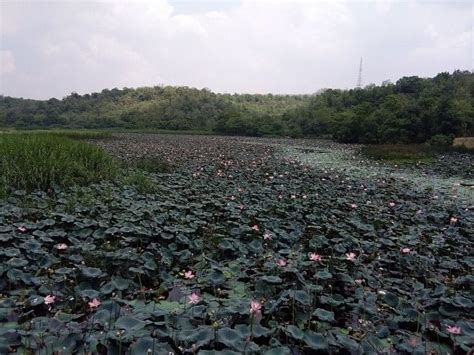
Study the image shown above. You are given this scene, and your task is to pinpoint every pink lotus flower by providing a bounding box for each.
[355,279,364,285]
[446,325,461,335]
[389,202,395,207]
[276,259,287,267]
[88,298,101,309]
[309,253,322,262]
[187,292,201,304]
[350,204,358,209]
[17,226,27,232]
[250,300,262,315]
[55,243,68,250]
[263,232,272,241]
[450,217,458,224]
[401,247,411,254]
[184,270,195,279]
[44,295,56,305]
[251,224,260,232]
[345,252,357,261]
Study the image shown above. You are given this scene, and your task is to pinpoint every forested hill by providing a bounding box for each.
[0,87,310,135]
[1,70,473,143]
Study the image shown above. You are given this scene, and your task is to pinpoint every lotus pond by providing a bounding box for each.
[0,133,472,354]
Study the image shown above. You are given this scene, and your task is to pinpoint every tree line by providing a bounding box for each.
[1,70,472,143]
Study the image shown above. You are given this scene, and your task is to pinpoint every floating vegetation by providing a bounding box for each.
[0,134,472,353]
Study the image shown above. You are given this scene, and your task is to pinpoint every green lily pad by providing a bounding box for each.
[284,325,304,340]
[115,316,147,331]
[81,267,103,278]
[304,331,328,350]
[313,308,335,322]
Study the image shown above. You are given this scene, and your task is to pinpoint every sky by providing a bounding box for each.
[0,0,472,99]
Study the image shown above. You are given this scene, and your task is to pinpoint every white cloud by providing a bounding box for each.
[0,50,15,74]
[0,0,471,99]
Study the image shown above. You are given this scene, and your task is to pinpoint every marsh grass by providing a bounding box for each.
[362,143,473,163]
[110,128,212,136]
[51,130,113,140]
[0,133,117,196]
[123,171,159,194]
[7,129,114,140]
[361,144,435,162]
[128,157,173,173]
[121,157,173,194]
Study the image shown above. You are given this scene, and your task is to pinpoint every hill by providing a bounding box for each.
[1,70,472,143]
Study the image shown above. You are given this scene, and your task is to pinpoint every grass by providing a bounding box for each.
[125,157,173,174]
[120,157,173,194]
[361,144,435,162]
[362,141,474,163]
[0,130,174,197]
[1,127,213,137]
[2,129,113,140]
[50,130,113,140]
[109,128,213,136]
[123,171,159,194]
[0,133,117,196]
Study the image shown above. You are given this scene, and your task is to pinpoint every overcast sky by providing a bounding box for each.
[0,0,472,99]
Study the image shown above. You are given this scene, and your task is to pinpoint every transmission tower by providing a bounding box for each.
[356,57,363,88]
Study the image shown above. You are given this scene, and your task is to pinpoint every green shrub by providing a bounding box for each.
[428,134,454,148]
[0,133,117,194]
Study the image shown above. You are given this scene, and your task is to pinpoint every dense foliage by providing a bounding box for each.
[0,87,308,135]
[1,70,472,143]
[0,134,472,353]
[284,70,473,143]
